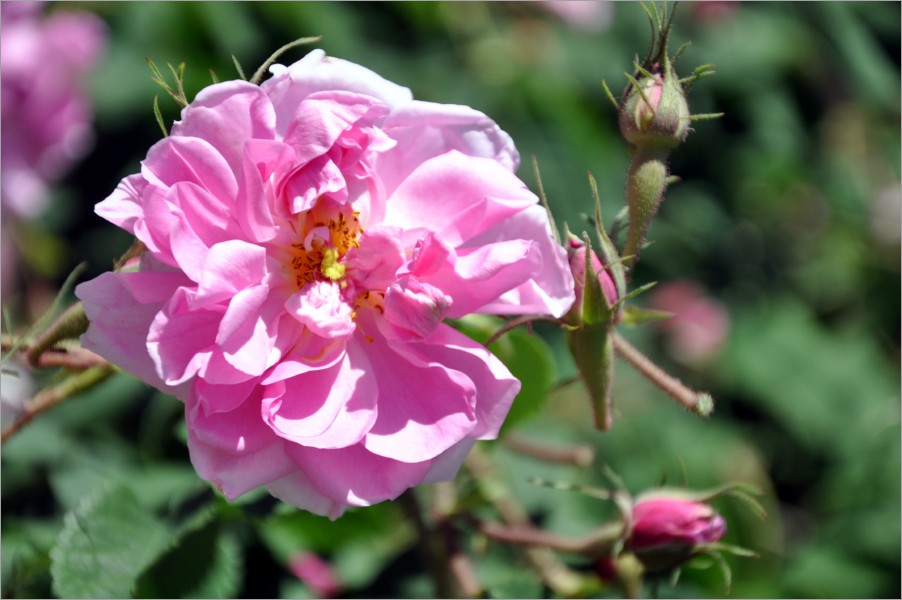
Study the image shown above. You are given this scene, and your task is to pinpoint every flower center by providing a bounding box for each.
[289,204,361,289]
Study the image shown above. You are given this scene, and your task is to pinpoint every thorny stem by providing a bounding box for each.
[1,363,115,444]
[612,332,713,416]
[483,315,563,347]
[2,335,104,371]
[431,482,484,599]
[503,433,596,467]
[25,302,89,369]
[465,445,584,597]
[397,489,457,598]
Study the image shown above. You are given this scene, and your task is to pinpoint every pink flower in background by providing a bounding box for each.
[290,552,343,598]
[648,281,730,364]
[76,50,574,518]
[0,2,106,218]
[539,1,613,33]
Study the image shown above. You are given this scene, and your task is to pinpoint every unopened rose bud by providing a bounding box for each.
[628,495,726,573]
[566,235,618,326]
[619,61,690,151]
[565,233,619,429]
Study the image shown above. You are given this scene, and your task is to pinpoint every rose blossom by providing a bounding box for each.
[1,1,106,218]
[76,50,574,518]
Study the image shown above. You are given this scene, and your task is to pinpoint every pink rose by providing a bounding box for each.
[76,50,574,518]
[629,495,726,572]
[0,2,106,218]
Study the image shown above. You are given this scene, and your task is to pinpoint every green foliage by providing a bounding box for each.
[50,485,171,598]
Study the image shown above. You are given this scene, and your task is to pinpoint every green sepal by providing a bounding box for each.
[567,322,615,431]
[619,305,673,326]
[587,173,627,300]
[579,233,613,327]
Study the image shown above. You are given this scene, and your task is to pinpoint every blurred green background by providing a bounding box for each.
[2,2,899,598]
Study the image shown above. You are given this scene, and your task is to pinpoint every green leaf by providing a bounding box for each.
[135,519,242,599]
[51,485,171,598]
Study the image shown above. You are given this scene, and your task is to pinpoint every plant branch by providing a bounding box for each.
[1,363,115,444]
[397,489,457,598]
[503,433,595,467]
[612,332,713,416]
[484,315,563,347]
[465,445,584,597]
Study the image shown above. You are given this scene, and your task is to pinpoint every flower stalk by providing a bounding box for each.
[1,363,114,444]
[613,332,713,417]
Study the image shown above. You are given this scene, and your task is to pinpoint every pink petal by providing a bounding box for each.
[186,388,295,499]
[282,90,388,169]
[147,288,222,386]
[356,314,477,463]
[75,270,190,397]
[421,438,476,484]
[171,80,277,172]
[266,471,349,519]
[262,345,377,449]
[165,181,238,248]
[383,150,536,246]
[261,329,347,384]
[344,226,406,291]
[262,49,412,139]
[382,276,451,341]
[407,324,520,440]
[193,239,267,309]
[217,285,281,377]
[464,205,575,318]
[141,136,237,204]
[284,442,431,513]
[234,139,295,242]
[94,174,147,235]
[410,234,541,317]
[285,281,356,339]
[378,99,519,196]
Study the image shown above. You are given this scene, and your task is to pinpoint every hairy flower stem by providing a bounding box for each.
[503,433,596,467]
[1,363,114,444]
[483,315,563,347]
[25,302,89,368]
[622,148,671,275]
[430,482,484,598]
[465,445,584,597]
[2,334,105,370]
[612,332,713,417]
[398,489,458,598]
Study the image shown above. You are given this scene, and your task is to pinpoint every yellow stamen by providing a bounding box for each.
[320,247,346,281]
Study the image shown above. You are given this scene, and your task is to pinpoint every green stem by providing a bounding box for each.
[622,148,671,274]
[26,302,89,368]
[465,446,584,597]
[397,489,457,598]
[1,363,114,444]
[612,332,713,417]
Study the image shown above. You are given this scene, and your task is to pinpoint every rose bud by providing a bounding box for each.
[628,495,727,573]
[618,60,690,151]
